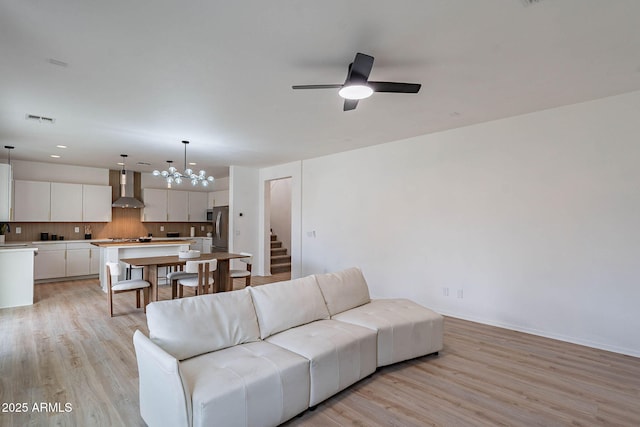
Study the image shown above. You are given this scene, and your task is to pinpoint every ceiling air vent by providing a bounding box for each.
[25,114,56,124]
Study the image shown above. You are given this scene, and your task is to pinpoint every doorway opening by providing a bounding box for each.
[267,177,292,276]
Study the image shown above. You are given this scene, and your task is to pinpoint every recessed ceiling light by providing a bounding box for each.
[50,154,60,158]
[56,145,67,149]
[117,162,125,166]
[189,162,197,166]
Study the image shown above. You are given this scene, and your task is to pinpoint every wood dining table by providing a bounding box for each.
[120,252,249,302]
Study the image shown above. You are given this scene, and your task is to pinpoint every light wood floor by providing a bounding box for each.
[1,277,639,426]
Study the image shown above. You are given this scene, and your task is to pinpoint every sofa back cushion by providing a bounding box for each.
[146,288,260,360]
[249,276,330,339]
[315,267,371,316]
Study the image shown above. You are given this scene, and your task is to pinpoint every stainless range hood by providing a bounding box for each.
[112,169,144,209]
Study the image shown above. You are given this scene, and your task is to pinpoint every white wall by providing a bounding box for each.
[301,90,640,357]
[12,160,108,185]
[229,166,259,268]
[270,178,292,253]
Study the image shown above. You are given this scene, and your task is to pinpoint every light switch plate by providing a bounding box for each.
[74,227,80,233]
[16,227,22,234]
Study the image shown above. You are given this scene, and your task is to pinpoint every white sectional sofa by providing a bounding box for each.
[133,267,443,427]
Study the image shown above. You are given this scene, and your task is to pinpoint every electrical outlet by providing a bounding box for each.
[16,227,21,234]
[457,289,464,299]
[160,226,164,231]
[74,227,80,233]
[442,287,449,297]
[200,226,204,231]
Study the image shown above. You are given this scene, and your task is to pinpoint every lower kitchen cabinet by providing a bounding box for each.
[34,242,101,280]
[34,243,67,280]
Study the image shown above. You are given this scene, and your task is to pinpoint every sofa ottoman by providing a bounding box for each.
[315,267,444,366]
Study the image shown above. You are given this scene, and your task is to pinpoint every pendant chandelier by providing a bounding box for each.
[152,140,214,187]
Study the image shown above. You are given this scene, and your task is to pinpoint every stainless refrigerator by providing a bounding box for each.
[211,206,229,252]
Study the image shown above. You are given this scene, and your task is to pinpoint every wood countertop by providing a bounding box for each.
[91,239,195,248]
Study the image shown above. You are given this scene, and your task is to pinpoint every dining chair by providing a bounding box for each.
[106,262,150,317]
[166,265,197,299]
[230,252,253,289]
[177,259,217,298]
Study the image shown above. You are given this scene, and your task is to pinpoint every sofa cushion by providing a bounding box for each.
[146,288,260,361]
[249,276,330,339]
[314,267,371,316]
[180,341,310,427]
[332,299,444,366]
[265,319,377,406]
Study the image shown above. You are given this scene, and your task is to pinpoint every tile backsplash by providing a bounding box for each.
[4,208,213,242]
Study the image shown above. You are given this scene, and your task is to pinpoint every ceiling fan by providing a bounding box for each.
[292,52,421,111]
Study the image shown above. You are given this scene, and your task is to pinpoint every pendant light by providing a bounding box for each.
[152,141,214,187]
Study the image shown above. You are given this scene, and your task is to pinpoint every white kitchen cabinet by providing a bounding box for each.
[90,247,100,274]
[142,188,168,222]
[66,248,91,276]
[0,164,11,221]
[188,191,208,222]
[208,190,229,208]
[83,184,112,222]
[167,190,189,222]
[51,182,83,222]
[34,243,66,280]
[66,243,100,276]
[13,180,51,222]
[142,188,207,222]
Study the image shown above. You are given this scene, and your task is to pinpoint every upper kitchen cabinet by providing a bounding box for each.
[167,190,189,222]
[142,188,168,222]
[51,182,83,222]
[208,190,229,208]
[13,180,51,221]
[0,164,11,221]
[14,180,112,222]
[142,188,209,222]
[188,191,208,222]
[83,184,112,222]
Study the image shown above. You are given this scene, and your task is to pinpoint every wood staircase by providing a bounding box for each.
[270,233,291,274]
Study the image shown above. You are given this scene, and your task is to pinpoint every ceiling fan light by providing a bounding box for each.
[338,84,373,100]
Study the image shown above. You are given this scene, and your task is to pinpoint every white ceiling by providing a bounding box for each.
[1,0,640,178]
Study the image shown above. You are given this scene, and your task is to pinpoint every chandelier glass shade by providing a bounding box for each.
[152,140,214,187]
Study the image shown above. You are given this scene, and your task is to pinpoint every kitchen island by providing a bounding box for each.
[92,239,194,294]
[0,245,38,308]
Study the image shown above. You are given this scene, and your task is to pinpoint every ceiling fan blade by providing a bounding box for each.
[343,99,359,111]
[368,81,421,93]
[292,84,343,90]
[346,53,374,83]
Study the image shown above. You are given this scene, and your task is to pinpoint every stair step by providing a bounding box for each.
[270,241,282,249]
[271,247,287,256]
[271,263,291,274]
[270,234,277,241]
[271,254,291,264]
